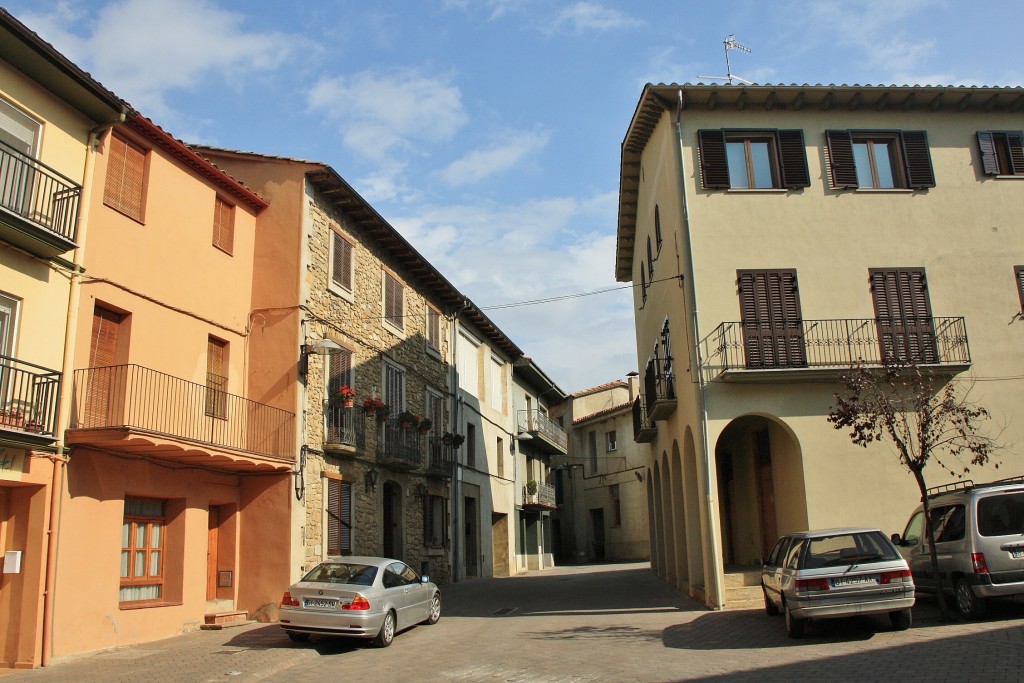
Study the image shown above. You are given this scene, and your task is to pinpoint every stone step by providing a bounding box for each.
[722,569,761,588]
[723,583,765,611]
[200,610,250,630]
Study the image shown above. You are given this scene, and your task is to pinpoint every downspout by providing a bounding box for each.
[673,90,724,610]
[448,308,460,582]
[42,115,123,666]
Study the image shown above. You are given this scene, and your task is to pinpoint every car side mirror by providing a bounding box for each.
[890,533,902,546]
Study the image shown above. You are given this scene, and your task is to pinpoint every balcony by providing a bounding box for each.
[376,416,424,471]
[0,140,81,258]
[700,317,971,381]
[69,364,295,471]
[516,410,567,455]
[631,397,657,444]
[425,436,454,478]
[0,355,61,445]
[522,481,557,510]
[324,399,367,453]
[644,356,676,421]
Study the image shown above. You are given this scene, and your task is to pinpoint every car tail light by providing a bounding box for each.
[971,553,989,574]
[879,569,912,584]
[281,592,299,607]
[342,596,370,611]
[795,578,830,592]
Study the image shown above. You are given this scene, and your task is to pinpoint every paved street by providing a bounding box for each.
[4,562,1024,682]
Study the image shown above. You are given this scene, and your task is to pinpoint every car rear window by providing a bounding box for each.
[302,562,378,585]
[978,492,1024,537]
[801,531,900,569]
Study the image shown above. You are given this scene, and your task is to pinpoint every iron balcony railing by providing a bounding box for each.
[425,436,454,477]
[631,396,657,443]
[0,139,81,242]
[71,364,295,459]
[516,409,567,451]
[377,416,423,469]
[0,355,61,438]
[324,399,367,450]
[700,317,970,378]
[523,481,557,508]
[644,356,675,407]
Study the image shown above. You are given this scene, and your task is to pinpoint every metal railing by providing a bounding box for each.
[700,317,970,378]
[631,396,657,442]
[643,356,675,408]
[324,399,367,450]
[516,409,567,450]
[377,416,423,468]
[523,481,557,508]
[0,139,81,241]
[71,364,295,459]
[425,436,454,477]
[0,355,61,437]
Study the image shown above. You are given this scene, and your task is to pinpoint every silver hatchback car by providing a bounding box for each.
[279,556,440,647]
[761,528,915,638]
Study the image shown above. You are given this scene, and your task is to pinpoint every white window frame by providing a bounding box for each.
[0,291,21,359]
[489,354,504,412]
[456,330,480,396]
[606,430,617,452]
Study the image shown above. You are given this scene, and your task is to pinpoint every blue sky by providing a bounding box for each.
[8,0,1023,393]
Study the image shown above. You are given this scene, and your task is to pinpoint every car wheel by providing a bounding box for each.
[286,632,309,643]
[373,610,396,648]
[427,593,441,625]
[954,579,986,620]
[784,602,805,639]
[889,608,912,631]
[762,587,779,616]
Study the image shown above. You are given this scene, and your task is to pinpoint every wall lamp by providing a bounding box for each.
[299,338,345,376]
[364,468,379,491]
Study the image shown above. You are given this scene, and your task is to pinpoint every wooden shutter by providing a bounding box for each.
[900,131,936,188]
[384,272,403,329]
[1008,132,1024,175]
[206,337,228,418]
[697,129,730,189]
[777,129,811,188]
[870,268,937,364]
[737,270,805,369]
[327,347,352,397]
[977,131,1000,175]
[212,197,234,254]
[332,232,352,290]
[104,135,146,221]
[86,306,123,426]
[825,130,859,188]
[327,478,353,556]
[1016,266,1024,312]
[426,306,440,350]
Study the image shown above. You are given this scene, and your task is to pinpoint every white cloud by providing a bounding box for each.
[546,2,643,35]
[438,128,550,186]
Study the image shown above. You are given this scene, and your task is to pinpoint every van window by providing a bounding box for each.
[902,511,925,545]
[785,539,804,569]
[978,492,1024,537]
[930,505,966,543]
[766,537,788,566]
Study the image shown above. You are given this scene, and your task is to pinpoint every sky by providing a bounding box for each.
[7,0,1024,393]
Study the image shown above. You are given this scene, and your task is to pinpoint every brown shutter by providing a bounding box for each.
[825,130,859,188]
[900,131,936,188]
[1015,266,1024,312]
[104,135,146,221]
[327,347,352,396]
[213,197,233,254]
[340,480,352,553]
[737,270,805,369]
[977,131,999,175]
[1008,132,1024,175]
[870,268,936,364]
[85,306,123,426]
[777,129,810,188]
[384,272,403,329]
[327,478,341,555]
[206,337,228,418]
[332,232,352,290]
[697,129,730,189]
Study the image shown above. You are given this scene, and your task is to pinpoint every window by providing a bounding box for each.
[929,504,966,543]
[326,475,352,555]
[869,268,937,364]
[610,484,621,527]
[382,359,405,411]
[0,292,18,358]
[0,99,41,220]
[424,494,447,548]
[660,318,673,377]
[326,344,353,399]
[383,271,404,331]
[489,356,504,411]
[698,129,810,190]
[496,436,505,477]
[120,498,165,603]
[205,336,228,418]
[826,129,935,189]
[606,430,617,452]
[104,134,147,221]
[85,305,126,426]
[639,266,647,305]
[331,230,354,293]
[978,493,1024,537]
[978,131,1024,176]
[456,331,480,395]
[1015,266,1024,312]
[0,98,40,155]
[902,511,924,546]
[737,269,805,369]
[654,205,662,252]
[212,196,234,254]
[426,390,443,436]
[646,236,654,279]
[426,305,441,352]
[466,423,476,468]
[588,431,597,473]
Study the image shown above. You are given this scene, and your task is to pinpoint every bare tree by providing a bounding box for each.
[827,361,999,620]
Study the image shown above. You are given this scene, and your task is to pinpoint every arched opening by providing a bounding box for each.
[715,415,806,567]
[660,451,676,585]
[682,427,704,591]
[670,442,688,590]
[651,461,666,578]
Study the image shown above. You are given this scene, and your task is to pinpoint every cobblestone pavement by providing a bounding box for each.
[4,562,1024,682]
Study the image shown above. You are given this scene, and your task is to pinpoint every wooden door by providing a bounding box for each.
[206,506,219,600]
[870,268,937,364]
[85,306,123,426]
[738,270,806,369]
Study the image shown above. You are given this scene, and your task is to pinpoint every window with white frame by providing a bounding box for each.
[0,292,19,358]
[456,331,480,395]
[606,430,617,452]
[489,355,503,411]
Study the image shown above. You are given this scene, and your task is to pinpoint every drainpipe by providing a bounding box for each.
[42,115,123,666]
[448,307,460,582]
[674,90,724,610]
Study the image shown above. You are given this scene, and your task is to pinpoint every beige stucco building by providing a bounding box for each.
[616,83,1024,609]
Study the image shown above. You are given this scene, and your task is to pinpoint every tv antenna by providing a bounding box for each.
[698,35,753,85]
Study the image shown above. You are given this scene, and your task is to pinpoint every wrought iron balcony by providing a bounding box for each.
[0,140,81,257]
[324,399,367,451]
[516,409,567,455]
[425,436,454,478]
[376,416,424,470]
[700,317,971,380]
[70,364,295,462]
[0,355,61,441]
[644,356,676,420]
[522,481,557,510]
[632,397,657,444]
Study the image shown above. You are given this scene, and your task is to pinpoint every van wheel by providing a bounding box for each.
[954,579,986,620]
[762,587,779,616]
[889,608,912,631]
[784,602,805,638]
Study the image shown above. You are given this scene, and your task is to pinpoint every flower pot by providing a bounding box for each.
[342,399,354,409]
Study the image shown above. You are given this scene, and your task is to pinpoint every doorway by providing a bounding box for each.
[382,482,402,559]
[491,513,509,577]
[464,497,478,578]
[589,508,605,561]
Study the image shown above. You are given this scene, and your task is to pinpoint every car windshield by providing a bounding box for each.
[802,531,899,568]
[302,562,378,585]
[978,492,1024,537]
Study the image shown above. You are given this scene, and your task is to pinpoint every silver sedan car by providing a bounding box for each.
[279,556,441,647]
[761,528,915,638]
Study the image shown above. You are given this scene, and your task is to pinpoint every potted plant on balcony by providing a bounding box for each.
[526,480,538,496]
[450,433,465,449]
[339,385,357,408]
[417,418,432,434]
[397,410,418,429]
[363,396,385,418]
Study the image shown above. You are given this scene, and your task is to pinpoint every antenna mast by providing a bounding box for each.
[698,35,752,85]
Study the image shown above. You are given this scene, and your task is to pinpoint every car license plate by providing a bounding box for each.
[304,598,338,609]
[831,575,876,587]
[1012,549,1024,559]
